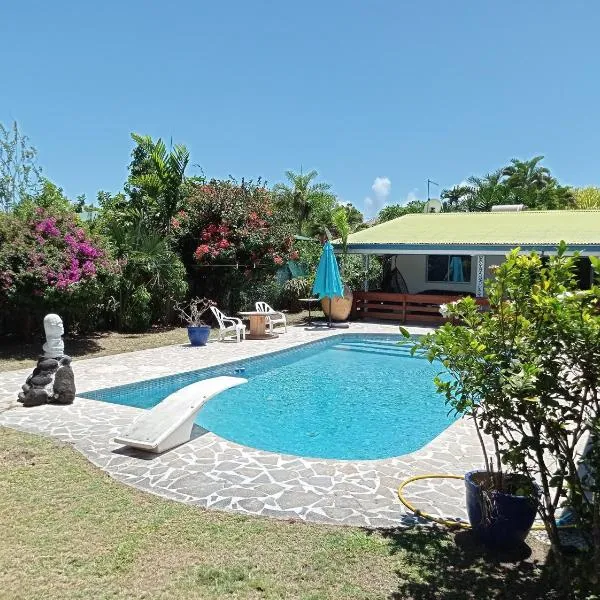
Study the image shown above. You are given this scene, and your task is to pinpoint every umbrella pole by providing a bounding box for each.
[328,297,332,328]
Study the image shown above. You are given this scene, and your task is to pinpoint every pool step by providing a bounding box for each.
[332,342,426,359]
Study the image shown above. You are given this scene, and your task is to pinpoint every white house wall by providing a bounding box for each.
[391,254,504,295]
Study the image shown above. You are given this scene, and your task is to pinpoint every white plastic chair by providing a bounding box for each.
[255,301,287,333]
[210,306,246,342]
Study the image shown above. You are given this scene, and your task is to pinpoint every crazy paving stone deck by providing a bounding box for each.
[0,322,486,528]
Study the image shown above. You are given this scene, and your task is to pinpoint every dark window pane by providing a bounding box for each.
[427,255,471,283]
[427,256,449,282]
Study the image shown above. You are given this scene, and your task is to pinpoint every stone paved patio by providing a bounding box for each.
[0,322,486,528]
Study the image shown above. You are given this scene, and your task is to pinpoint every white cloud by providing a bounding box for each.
[364,196,373,208]
[404,189,420,204]
[372,176,391,199]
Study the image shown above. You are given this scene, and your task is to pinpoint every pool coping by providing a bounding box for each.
[0,322,486,528]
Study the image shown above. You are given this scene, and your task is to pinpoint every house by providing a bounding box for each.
[337,210,600,323]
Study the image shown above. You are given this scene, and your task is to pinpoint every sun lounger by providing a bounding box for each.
[114,376,247,453]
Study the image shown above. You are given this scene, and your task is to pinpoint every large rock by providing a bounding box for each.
[51,364,76,405]
[17,347,75,407]
[38,358,59,371]
[30,374,53,387]
[18,388,49,407]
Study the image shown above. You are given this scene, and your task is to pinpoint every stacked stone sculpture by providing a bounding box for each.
[18,314,76,407]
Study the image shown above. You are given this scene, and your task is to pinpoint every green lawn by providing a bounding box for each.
[0,311,322,372]
[0,428,582,599]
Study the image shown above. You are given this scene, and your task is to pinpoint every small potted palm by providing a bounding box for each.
[174,297,215,346]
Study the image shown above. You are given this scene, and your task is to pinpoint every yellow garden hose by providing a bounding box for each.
[396,474,575,531]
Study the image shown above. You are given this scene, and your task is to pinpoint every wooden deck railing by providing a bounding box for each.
[351,291,488,324]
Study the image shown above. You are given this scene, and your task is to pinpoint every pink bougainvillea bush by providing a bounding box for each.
[0,208,120,333]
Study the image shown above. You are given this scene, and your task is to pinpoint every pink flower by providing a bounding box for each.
[217,239,230,249]
[273,255,284,265]
[194,244,210,260]
[82,261,96,276]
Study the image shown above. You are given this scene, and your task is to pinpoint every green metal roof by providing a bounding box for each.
[342,210,600,253]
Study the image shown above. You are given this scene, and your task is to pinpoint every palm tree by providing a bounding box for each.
[440,184,471,212]
[273,169,335,235]
[128,133,190,233]
[463,170,513,211]
[501,156,551,191]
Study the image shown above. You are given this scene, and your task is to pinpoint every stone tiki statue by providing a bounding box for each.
[18,313,76,407]
[42,313,65,358]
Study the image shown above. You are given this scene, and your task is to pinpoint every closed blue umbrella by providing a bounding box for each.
[312,241,344,326]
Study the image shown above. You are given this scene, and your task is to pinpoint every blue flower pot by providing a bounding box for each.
[465,470,539,548]
[187,325,211,346]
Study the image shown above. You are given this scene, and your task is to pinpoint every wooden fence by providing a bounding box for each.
[351,291,488,325]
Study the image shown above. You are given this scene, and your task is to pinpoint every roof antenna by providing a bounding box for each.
[427,178,439,201]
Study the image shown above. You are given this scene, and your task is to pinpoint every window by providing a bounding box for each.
[426,255,471,283]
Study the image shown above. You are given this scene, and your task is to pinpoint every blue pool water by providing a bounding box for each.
[82,335,453,460]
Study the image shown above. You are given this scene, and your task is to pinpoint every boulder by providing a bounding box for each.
[51,365,76,404]
[38,358,59,371]
[30,375,53,387]
[18,388,49,407]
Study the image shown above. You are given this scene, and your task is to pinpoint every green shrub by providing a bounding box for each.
[237,278,283,312]
[281,277,312,312]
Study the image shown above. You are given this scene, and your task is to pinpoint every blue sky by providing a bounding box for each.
[2,1,598,218]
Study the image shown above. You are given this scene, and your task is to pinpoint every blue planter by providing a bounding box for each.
[187,325,211,346]
[465,470,539,548]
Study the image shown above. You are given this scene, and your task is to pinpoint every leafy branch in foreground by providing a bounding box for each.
[414,244,600,579]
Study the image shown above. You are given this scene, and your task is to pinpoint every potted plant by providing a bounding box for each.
[407,244,600,560]
[174,297,215,346]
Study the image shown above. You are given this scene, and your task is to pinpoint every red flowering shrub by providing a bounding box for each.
[174,179,294,312]
[0,207,119,333]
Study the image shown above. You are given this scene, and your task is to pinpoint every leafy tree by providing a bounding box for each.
[501,155,551,190]
[273,170,336,235]
[126,133,190,232]
[14,178,75,217]
[0,206,119,333]
[377,200,425,223]
[0,121,42,212]
[339,202,364,231]
[441,157,574,212]
[573,186,600,209]
[414,245,600,581]
[174,178,294,313]
[440,185,470,211]
[100,211,187,331]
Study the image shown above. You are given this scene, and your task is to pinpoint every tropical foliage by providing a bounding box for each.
[412,246,600,581]
[377,200,425,222]
[0,206,118,333]
[441,156,574,211]
[174,178,295,313]
[573,186,600,209]
[125,133,190,233]
[0,121,42,212]
[273,169,337,235]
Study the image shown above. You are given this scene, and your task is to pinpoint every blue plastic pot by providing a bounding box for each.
[465,470,539,548]
[187,325,211,346]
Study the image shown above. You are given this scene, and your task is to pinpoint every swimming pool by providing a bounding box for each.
[82,335,453,460]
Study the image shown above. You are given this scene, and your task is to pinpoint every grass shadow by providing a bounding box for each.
[370,526,586,600]
[0,335,105,362]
